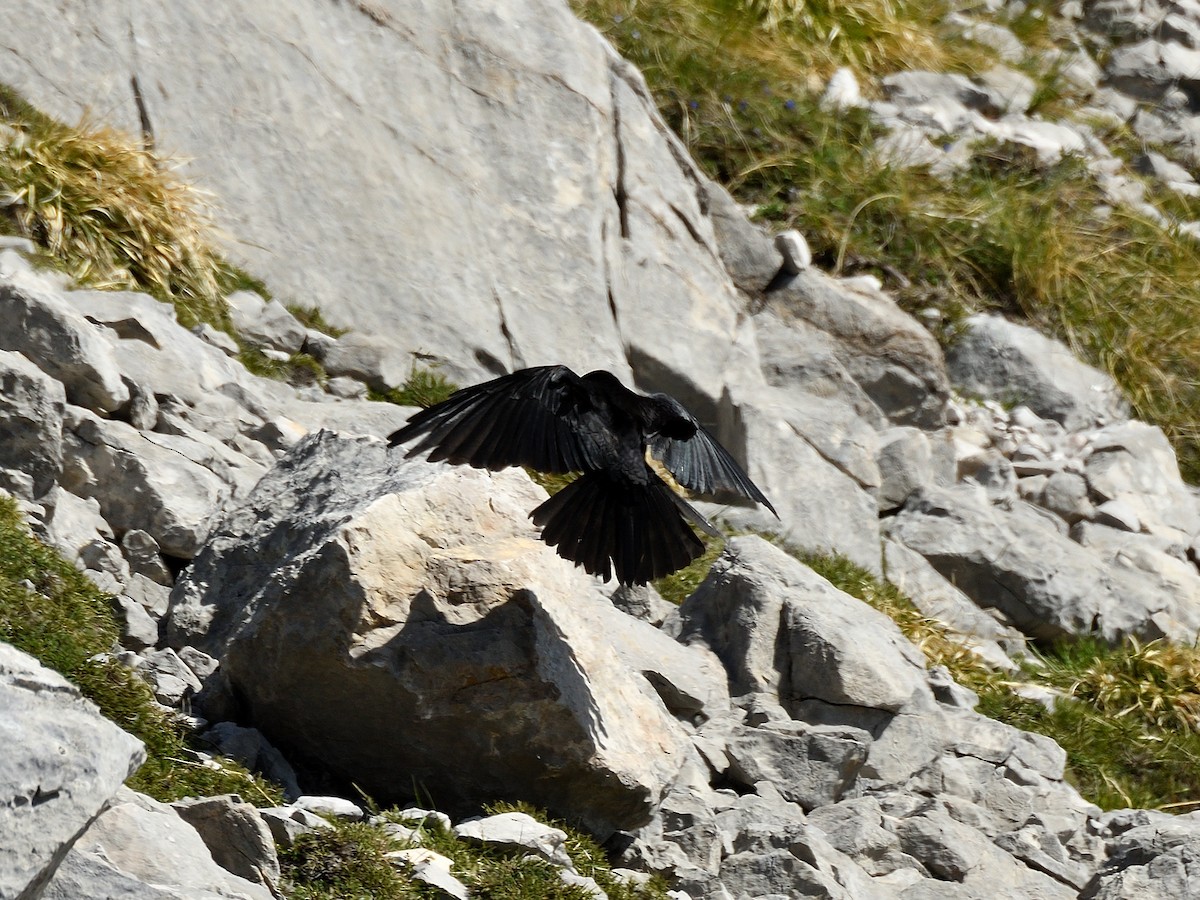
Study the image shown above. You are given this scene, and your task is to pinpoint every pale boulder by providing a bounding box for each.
[168,431,691,836]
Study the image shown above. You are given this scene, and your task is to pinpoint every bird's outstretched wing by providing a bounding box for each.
[648,408,777,517]
[388,365,603,473]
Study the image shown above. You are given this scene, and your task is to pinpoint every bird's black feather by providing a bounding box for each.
[650,422,777,516]
[388,365,776,585]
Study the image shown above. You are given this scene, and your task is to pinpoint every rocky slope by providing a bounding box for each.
[4,0,1200,898]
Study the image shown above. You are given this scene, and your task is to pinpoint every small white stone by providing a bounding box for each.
[394,807,453,832]
[388,848,469,900]
[295,795,365,819]
[821,67,863,109]
[774,230,812,274]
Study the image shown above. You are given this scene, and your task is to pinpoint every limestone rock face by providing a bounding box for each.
[715,384,884,574]
[171,795,280,889]
[1084,811,1200,899]
[0,349,65,500]
[43,788,275,900]
[168,430,691,836]
[675,536,930,713]
[767,272,950,428]
[0,644,145,900]
[62,409,232,559]
[885,485,1200,643]
[0,0,744,394]
[0,270,128,415]
[946,314,1130,430]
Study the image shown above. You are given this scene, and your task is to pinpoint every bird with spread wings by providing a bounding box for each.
[388,365,777,586]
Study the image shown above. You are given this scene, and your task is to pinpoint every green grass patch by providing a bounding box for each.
[282,802,668,900]
[239,347,328,388]
[976,678,1200,812]
[288,303,348,338]
[372,366,459,409]
[807,549,1200,812]
[576,0,992,102]
[0,84,242,330]
[653,534,724,605]
[283,821,420,900]
[0,494,284,804]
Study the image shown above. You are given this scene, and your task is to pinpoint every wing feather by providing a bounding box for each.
[650,421,777,516]
[388,366,602,473]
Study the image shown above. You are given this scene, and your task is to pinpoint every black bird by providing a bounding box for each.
[387,365,777,586]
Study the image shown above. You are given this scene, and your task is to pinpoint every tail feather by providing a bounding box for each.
[530,471,705,585]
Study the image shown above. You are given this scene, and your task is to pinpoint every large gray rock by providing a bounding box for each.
[725,721,870,810]
[1074,522,1200,615]
[946,314,1129,430]
[0,350,66,500]
[701,181,781,294]
[64,289,268,415]
[717,818,894,900]
[1084,811,1200,899]
[893,802,990,881]
[805,797,922,877]
[233,299,306,354]
[675,536,930,713]
[43,788,274,900]
[599,605,731,724]
[0,265,129,416]
[39,488,115,568]
[882,539,1026,665]
[715,383,884,573]
[62,409,232,558]
[643,784,727,878]
[0,643,145,900]
[1084,420,1200,545]
[885,485,1200,643]
[876,427,934,512]
[754,307,886,426]
[167,430,690,836]
[767,272,950,428]
[171,795,279,888]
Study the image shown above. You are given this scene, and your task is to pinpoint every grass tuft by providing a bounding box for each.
[281,802,669,900]
[283,822,419,900]
[0,84,240,330]
[239,347,328,388]
[372,366,459,409]
[288,303,348,338]
[1052,637,1200,734]
[653,534,725,605]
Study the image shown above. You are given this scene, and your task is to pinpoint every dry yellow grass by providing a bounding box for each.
[0,87,234,328]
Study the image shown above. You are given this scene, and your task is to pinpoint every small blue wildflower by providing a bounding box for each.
[613,13,624,23]
[784,99,796,111]
[737,99,749,112]
[688,100,700,110]
[631,28,641,39]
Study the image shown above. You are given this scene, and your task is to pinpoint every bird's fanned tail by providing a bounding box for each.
[530,471,705,586]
